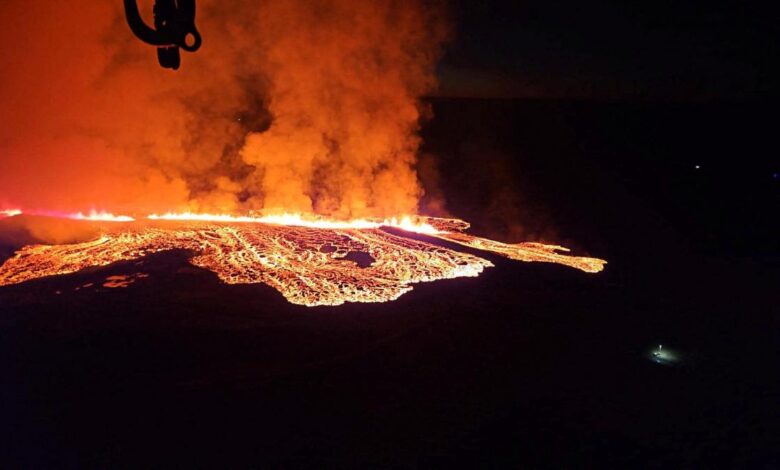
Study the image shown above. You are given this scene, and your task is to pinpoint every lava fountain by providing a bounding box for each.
[0,212,604,307]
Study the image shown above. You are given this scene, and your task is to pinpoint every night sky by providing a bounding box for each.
[439,0,779,100]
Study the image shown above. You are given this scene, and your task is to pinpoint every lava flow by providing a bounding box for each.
[0,213,605,306]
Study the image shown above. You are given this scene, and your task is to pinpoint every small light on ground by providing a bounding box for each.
[649,344,681,366]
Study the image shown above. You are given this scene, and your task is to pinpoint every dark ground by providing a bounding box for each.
[1,98,778,468]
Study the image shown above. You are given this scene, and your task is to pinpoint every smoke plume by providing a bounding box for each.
[0,0,448,218]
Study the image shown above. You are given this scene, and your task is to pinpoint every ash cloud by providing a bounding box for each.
[0,0,448,218]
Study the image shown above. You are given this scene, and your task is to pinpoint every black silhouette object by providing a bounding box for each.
[124,0,202,70]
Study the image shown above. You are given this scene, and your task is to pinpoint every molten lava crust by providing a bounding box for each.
[0,215,605,307]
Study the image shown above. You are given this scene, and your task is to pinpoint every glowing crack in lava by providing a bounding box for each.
[0,214,606,306]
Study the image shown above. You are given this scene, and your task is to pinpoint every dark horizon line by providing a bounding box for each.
[422,93,780,105]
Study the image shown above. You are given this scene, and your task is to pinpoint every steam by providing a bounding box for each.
[0,0,448,218]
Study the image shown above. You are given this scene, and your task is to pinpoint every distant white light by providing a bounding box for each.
[694,165,701,169]
[649,344,680,366]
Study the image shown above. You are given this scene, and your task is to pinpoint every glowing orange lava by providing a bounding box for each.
[147,212,441,234]
[1,209,134,222]
[0,209,22,218]
[68,210,135,222]
[0,213,606,306]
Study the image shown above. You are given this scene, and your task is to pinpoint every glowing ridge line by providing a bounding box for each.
[0,209,23,218]
[0,209,135,222]
[67,210,135,222]
[147,212,442,234]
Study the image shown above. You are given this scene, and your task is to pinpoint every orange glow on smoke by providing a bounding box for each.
[0,0,449,218]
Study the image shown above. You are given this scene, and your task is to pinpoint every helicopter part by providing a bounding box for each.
[123,0,202,70]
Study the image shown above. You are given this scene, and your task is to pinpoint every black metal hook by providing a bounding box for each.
[124,0,202,70]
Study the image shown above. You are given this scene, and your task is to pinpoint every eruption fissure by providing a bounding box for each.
[0,210,22,218]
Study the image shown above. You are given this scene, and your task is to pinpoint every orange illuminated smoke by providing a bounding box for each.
[0,214,605,307]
